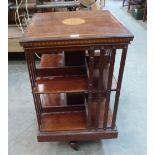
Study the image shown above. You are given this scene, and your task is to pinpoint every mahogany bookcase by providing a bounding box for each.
[20,10,134,150]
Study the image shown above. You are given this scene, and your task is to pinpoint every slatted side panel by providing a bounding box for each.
[103,47,116,129]
[95,49,105,129]
[87,49,95,129]
[111,46,128,129]
[25,51,42,127]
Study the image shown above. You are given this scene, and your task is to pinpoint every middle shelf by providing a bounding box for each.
[33,75,88,94]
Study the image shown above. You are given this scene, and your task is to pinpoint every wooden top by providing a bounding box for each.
[20,10,134,48]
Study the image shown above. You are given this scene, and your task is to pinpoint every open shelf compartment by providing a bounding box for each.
[41,93,85,113]
[40,110,87,132]
[33,53,88,94]
[39,94,113,132]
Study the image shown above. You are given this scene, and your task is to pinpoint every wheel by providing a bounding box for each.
[69,141,79,151]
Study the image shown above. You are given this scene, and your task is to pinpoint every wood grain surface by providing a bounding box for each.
[20,10,133,45]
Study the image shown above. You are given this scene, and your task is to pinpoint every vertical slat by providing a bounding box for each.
[30,53,37,79]
[111,47,128,129]
[33,94,41,126]
[103,48,116,129]
[29,53,36,86]
[35,94,41,113]
[87,49,94,129]
[25,52,35,88]
[95,49,105,129]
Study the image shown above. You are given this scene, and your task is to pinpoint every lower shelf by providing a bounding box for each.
[40,111,87,132]
[91,98,113,129]
[39,97,113,132]
[37,128,118,142]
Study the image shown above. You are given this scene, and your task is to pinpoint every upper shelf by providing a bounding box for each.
[33,53,117,94]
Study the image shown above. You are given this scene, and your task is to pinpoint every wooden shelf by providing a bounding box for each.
[34,54,117,94]
[91,98,112,129]
[40,97,112,132]
[40,111,87,132]
[84,97,112,129]
[41,93,85,113]
[38,128,118,142]
[39,54,64,68]
[36,53,114,133]
[85,55,117,90]
[33,76,88,94]
[41,93,65,107]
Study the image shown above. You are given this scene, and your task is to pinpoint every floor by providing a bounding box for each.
[8,0,147,155]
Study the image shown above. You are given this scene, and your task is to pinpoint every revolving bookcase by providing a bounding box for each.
[20,10,134,150]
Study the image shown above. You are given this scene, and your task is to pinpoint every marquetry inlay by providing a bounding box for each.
[62,18,85,25]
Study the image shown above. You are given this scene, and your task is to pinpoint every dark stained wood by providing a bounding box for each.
[37,129,118,141]
[20,10,134,144]
[87,50,94,129]
[39,53,86,107]
[90,98,113,129]
[40,53,64,67]
[40,53,86,106]
[111,48,127,129]
[38,54,117,94]
[40,111,87,132]
[41,93,64,107]
[96,49,105,129]
[86,54,117,91]
[39,53,63,109]
[36,66,86,77]
[103,49,116,129]
[20,10,133,48]
[84,100,89,128]
[42,105,85,113]
[25,52,42,126]
[33,75,88,94]
[41,93,85,113]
